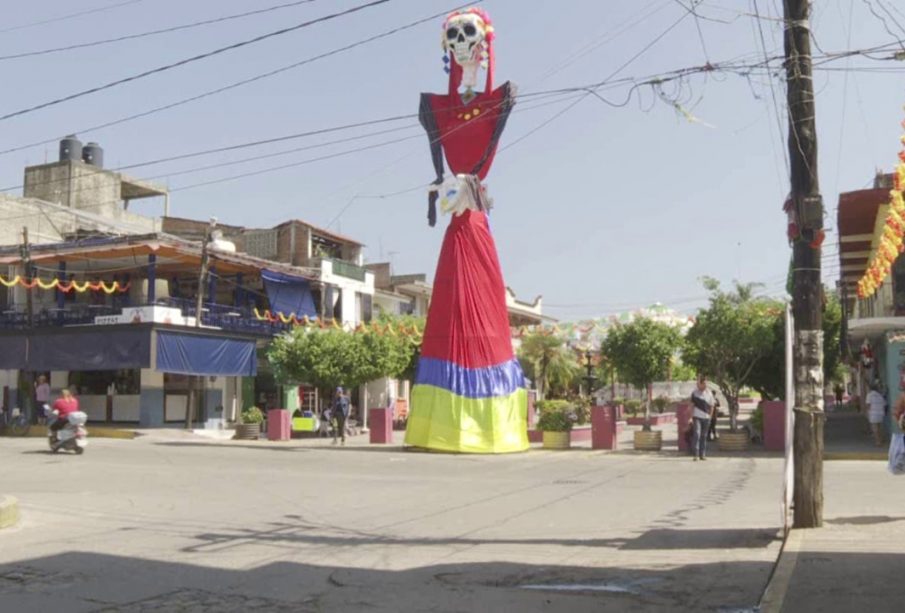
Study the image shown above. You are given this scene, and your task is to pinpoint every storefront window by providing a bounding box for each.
[68,370,140,395]
[164,373,191,394]
[893,256,905,315]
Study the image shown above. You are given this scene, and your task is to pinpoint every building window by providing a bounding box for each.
[69,369,140,395]
[894,256,905,315]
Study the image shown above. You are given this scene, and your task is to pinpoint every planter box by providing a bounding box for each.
[542,431,570,450]
[633,430,662,451]
[528,425,591,444]
[626,414,675,426]
[718,431,750,452]
[234,423,260,440]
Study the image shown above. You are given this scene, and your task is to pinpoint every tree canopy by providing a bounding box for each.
[684,279,783,429]
[600,317,683,427]
[267,317,422,400]
[517,331,579,400]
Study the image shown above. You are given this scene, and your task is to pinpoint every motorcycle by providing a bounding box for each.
[47,411,89,454]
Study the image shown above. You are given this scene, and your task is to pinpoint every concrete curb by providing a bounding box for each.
[823,451,886,461]
[0,495,20,530]
[18,425,136,440]
[759,529,803,613]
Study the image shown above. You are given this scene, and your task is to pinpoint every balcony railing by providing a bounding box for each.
[327,258,367,282]
[0,299,291,336]
[0,304,118,329]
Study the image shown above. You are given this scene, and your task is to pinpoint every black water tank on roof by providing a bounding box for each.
[59,135,82,162]
[82,142,104,168]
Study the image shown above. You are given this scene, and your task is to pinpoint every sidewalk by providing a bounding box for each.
[762,461,904,613]
[823,408,887,460]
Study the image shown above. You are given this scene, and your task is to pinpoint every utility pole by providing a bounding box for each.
[784,0,824,528]
[19,227,35,420]
[185,218,217,430]
[21,227,33,329]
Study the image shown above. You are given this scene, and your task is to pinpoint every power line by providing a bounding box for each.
[0,0,394,123]
[0,40,899,211]
[0,90,576,194]
[0,0,323,62]
[752,0,790,176]
[0,0,144,34]
[0,2,477,158]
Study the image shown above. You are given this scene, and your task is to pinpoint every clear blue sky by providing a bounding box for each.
[0,0,902,320]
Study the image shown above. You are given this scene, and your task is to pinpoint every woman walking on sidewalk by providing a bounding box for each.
[691,377,716,461]
[866,385,887,447]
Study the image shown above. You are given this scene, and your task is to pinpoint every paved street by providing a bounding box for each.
[0,434,783,612]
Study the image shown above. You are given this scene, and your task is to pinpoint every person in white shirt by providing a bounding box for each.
[690,376,716,461]
[865,385,887,446]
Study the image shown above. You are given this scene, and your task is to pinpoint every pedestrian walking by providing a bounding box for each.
[34,375,51,425]
[691,376,716,461]
[866,385,887,446]
[833,382,844,406]
[332,387,350,446]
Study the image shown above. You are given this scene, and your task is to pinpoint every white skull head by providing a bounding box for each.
[443,13,487,67]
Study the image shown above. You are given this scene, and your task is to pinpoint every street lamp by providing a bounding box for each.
[582,349,598,398]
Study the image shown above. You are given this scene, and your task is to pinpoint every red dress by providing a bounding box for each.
[405,72,528,453]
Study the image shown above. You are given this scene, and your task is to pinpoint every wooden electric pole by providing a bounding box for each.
[19,227,35,420]
[21,227,33,329]
[784,0,824,528]
[185,218,217,430]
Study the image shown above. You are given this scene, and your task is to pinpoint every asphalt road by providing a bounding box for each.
[0,435,783,612]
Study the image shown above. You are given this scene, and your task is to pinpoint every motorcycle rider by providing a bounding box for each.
[49,388,80,437]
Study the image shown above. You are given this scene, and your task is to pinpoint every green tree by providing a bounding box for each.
[600,317,683,430]
[518,331,578,400]
[823,291,843,385]
[748,287,844,401]
[684,279,784,430]
[268,319,418,407]
[747,312,785,401]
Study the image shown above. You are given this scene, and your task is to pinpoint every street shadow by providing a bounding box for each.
[825,515,905,526]
[152,442,308,453]
[0,550,777,612]
[176,515,779,554]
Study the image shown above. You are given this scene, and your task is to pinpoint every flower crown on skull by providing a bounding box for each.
[441,8,494,72]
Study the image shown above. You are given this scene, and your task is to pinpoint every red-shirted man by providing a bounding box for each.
[50,388,80,434]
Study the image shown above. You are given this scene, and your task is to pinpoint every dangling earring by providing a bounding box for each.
[480,46,489,71]
[442,52,450,74]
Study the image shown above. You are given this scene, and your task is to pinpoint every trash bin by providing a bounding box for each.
[368,408,393,444]
[267,409,291,441]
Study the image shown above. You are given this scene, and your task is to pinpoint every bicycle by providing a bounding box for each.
[0,406,30,436]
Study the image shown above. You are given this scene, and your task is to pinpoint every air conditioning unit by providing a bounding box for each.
[130,279,170,305]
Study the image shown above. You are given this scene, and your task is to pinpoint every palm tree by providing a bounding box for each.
[518,332,577,400]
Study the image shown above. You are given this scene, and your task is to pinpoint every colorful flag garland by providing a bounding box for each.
[252,307,424,343]
[0,274,130,294]
[857,111,905,299]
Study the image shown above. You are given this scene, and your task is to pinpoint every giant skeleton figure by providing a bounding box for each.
[405,9,528,453]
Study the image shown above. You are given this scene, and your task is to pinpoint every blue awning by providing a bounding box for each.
[0,336,27,369]
[261,269,317,319]
[0,329,150,371]
[156,331,256,377]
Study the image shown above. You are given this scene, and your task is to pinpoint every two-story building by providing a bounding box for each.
[838,171,904,428]
[0,139,376,428]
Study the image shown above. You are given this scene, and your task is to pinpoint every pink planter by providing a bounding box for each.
[762,400,787,452]
[369,408,393,444]
[676,402,692,452]
[591,406,618,450]
[527,426,591,444]
[266,409,291,441]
